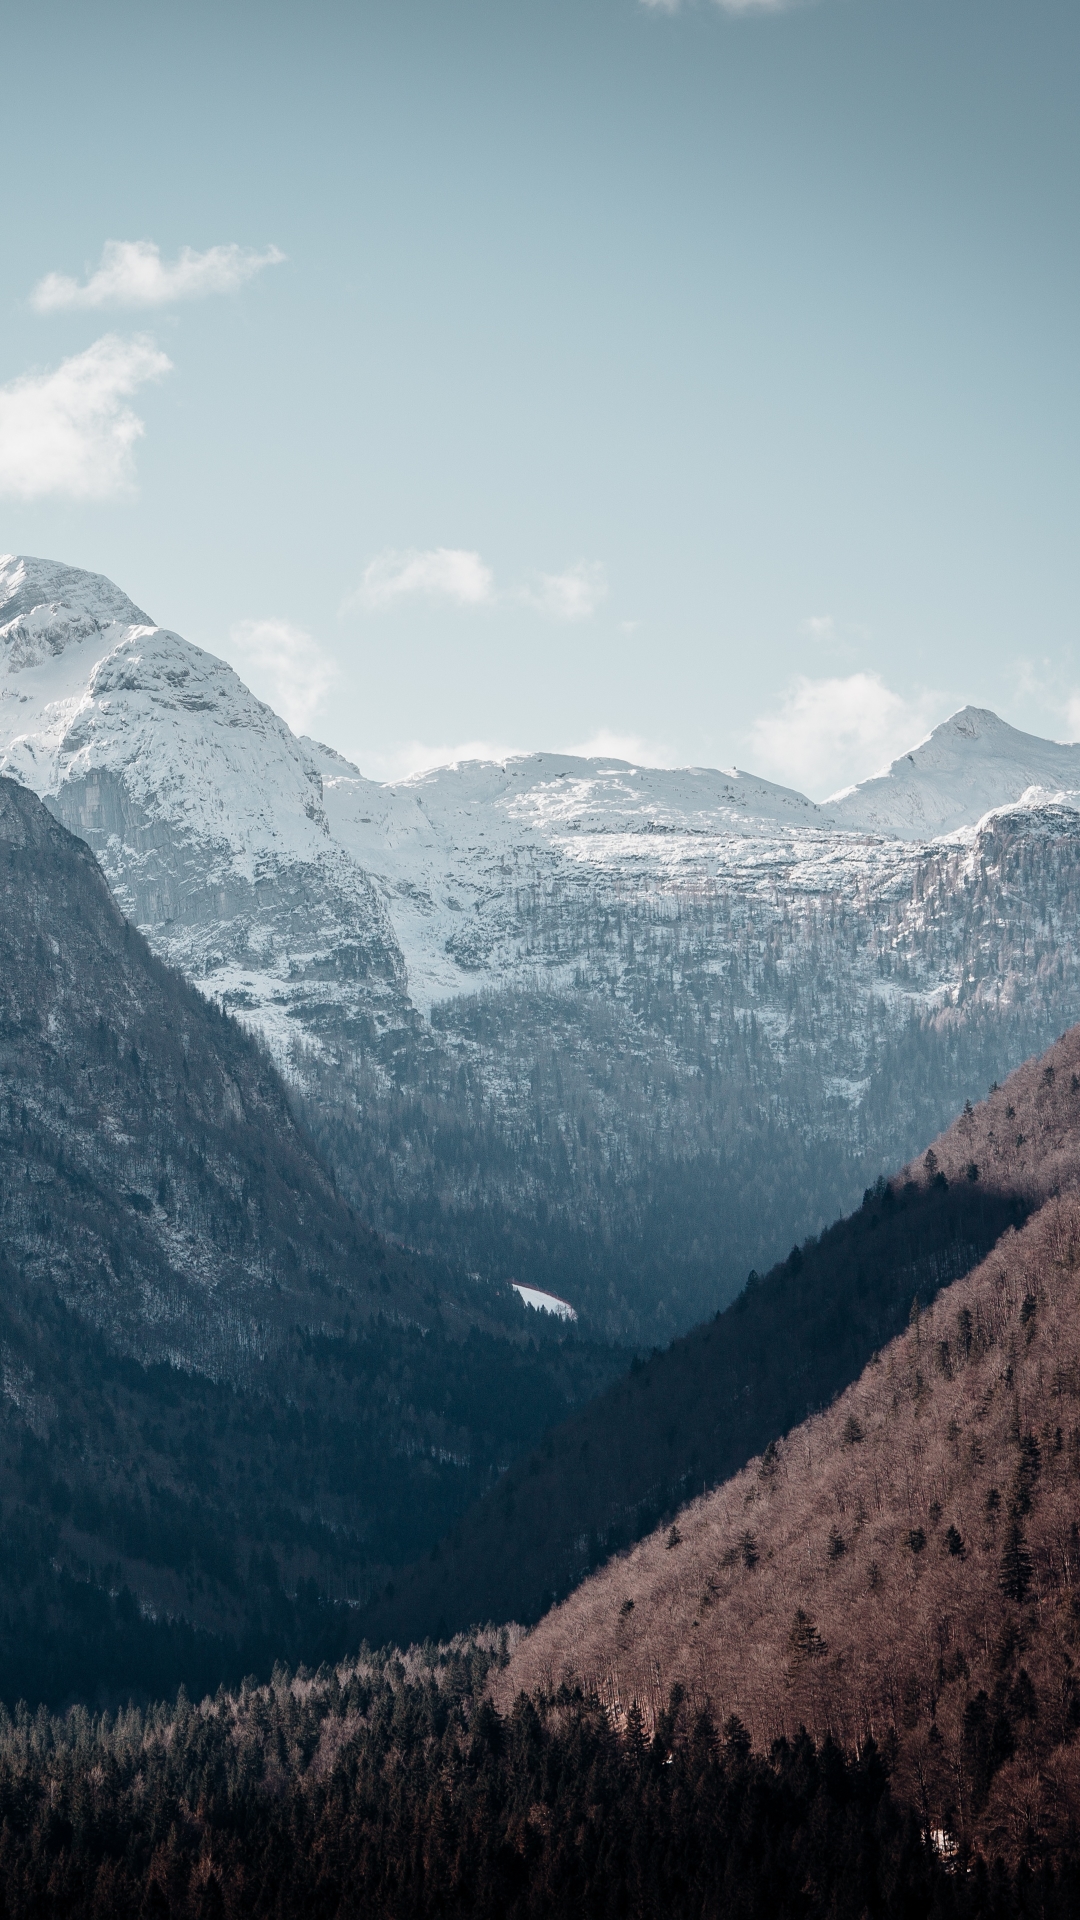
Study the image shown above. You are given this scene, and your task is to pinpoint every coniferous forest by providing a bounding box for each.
[0,1644,1074,1920]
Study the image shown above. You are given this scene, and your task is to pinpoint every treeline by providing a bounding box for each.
[0,1646,1070,1918]
[495,1031,1080,1870]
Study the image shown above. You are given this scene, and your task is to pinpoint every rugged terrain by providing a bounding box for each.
[496,1028,1080,1866]
[0,776,623,1705]
[8,556,1080,1336]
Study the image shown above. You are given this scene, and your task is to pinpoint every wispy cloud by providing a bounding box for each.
[31,240,284,313]
[642,0,797,13]
[0,334,171,501]
[522,561,608,622]
[351,548,607,621]
[800,613,836,642]
[228,618,336,735]
[748,672,940,801]
[356,548,497,611]
[563,727,669,764]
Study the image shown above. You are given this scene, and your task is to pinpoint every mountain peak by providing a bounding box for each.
[0,554,152,672]
[827,703,1080,839]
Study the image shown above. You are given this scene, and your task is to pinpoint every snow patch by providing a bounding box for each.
[512,1284,577,1321]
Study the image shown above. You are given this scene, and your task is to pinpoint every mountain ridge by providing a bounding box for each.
[8,554,1080,1338]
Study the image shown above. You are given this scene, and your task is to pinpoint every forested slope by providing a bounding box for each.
[498,1041,1080,1864]
[364,1025,1080,1647]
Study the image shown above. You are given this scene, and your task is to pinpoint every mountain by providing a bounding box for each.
[360,1021,1080,1649]
[829,704,1080,838]
[7,555,1080,1339]
[0,774,624,1706]
[495,1032,1080,1867]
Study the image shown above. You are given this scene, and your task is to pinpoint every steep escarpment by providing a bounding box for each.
[0,772,425,1371]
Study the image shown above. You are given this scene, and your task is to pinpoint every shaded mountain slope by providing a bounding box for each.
[0,772,432,1372]
[497,1146,1080,1868]
[0,777,625,1705]
[362,1023,1080,1648]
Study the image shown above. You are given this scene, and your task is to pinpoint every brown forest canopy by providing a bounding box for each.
[499,1035,1080,1866]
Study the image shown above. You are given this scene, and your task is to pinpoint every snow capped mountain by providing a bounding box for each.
[6,553,1080,1335]
[0,555,407,1062]
[0,553,151,664]
[303,744,841,1012]
[829,705,1080,839]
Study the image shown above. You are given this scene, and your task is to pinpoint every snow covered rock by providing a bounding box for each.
[0,555,409,1065]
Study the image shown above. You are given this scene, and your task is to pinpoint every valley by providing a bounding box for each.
[0,773,623,1706]
[5,552,1080,1893]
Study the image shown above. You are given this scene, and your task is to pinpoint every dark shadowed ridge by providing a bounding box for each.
[361,1027,1080,1647]
[0,777,625,1706]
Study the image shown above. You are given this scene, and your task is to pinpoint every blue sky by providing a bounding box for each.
[1,0,1077,795]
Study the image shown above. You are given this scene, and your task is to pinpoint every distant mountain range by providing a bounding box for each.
[6,554,1080,1337]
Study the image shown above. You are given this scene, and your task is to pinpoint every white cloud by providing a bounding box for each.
[748,672,940,801]
[352,548,607,621]
[31,240,284,313]
[228,618,336,735]
[0,334,171,501]
[523,561,608,622]
[356,548,497,611]
[563,727,669,764]
[1064,694,1080,741]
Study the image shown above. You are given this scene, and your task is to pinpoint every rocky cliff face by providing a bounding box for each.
[6,554,1080,1337]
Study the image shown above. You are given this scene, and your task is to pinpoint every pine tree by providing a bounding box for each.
[999,1516,1032,1602]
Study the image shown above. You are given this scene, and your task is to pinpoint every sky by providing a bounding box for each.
[1,0,1077,798]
